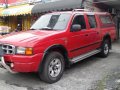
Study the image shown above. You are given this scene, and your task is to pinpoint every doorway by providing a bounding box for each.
[17,15,22,31]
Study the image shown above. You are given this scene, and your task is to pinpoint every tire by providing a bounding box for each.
[39,51,65,84]
[99,39,110,58]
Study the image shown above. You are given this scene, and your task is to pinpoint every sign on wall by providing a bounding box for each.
[0,0,59,6]
[8,0,42,5]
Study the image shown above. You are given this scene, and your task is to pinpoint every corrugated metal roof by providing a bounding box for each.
[0,4,34,16]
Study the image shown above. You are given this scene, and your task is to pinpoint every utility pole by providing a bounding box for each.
[81,0,85,9]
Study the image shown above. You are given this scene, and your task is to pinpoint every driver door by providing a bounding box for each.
[68,14,90,58]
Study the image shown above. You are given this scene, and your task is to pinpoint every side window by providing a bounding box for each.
[100,15,113,24]
[87,15,97,28]
[72,15,86,30]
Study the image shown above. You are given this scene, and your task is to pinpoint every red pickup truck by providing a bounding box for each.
[0,10,116,83]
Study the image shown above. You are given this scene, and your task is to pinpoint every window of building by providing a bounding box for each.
[87,15,97,28]
[72,15,86,30]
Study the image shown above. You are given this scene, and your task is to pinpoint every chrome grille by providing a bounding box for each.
[1,44,15,54]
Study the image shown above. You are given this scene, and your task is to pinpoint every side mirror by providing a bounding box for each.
[71,24,81,32]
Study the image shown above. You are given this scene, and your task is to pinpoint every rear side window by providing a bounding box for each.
[100,15,113,24]
[87,15,97,28]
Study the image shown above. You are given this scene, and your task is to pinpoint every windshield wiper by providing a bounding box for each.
[40,27,53,30]
[30,28,36,30]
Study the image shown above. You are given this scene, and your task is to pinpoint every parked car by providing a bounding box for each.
[0,9,116,83]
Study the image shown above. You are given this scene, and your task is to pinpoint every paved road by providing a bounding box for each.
[0,41,120,90]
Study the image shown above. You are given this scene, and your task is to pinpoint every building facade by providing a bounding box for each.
[0,0,35,32]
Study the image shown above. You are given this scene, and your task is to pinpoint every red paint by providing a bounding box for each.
[7,0,26,4]
[0,0,27,4]
[0,0,5,4]
[0,11,116,72]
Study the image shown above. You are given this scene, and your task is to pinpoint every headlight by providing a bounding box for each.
[16,47,33,55]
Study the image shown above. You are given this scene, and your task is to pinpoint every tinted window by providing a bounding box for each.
[88,15,97,28]
[100,15,113,24]
[72,15,86,30]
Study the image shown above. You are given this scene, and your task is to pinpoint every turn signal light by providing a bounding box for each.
[25,48,33,55]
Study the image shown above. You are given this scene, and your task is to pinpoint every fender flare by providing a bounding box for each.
[38,44,70,73]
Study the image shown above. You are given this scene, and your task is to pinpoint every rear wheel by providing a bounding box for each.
[99,39,110,57]
[39,51,65,84]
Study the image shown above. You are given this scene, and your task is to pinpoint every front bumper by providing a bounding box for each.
[0,56,16,73]
[0,53,44,73]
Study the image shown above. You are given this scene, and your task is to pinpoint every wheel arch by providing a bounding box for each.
[38,44,70,73]
[102,33,112,49]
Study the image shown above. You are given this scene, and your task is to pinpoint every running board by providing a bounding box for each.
[70,49,101,64]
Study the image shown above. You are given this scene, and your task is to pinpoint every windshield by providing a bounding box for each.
[30,13,71,30]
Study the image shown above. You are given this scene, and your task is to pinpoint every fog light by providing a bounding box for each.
[11,63,14,68]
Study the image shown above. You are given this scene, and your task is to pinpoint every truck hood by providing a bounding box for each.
[0,30,63,47]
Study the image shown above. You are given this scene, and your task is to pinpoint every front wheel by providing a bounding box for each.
[99,39,110,57]
[39,52,65,84]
